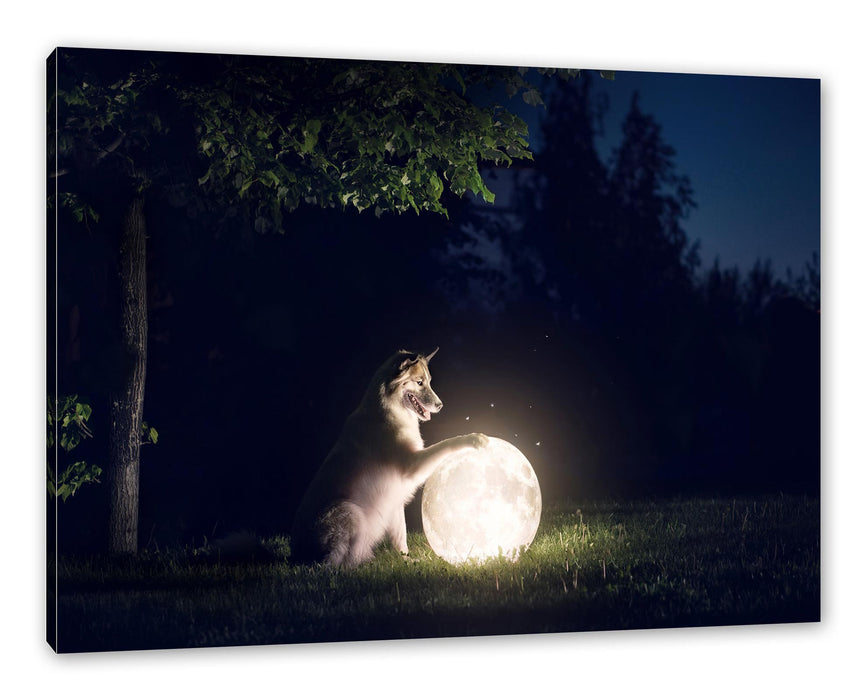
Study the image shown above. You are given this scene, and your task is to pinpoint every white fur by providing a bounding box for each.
[290,349,488,567]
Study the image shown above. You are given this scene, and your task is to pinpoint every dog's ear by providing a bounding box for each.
[398,351,421,371]
[396,347,437,372]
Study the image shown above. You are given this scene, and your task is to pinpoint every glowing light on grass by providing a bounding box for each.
[422,437,542,564]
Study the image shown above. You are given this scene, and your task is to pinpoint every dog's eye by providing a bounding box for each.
[417,380,424,386]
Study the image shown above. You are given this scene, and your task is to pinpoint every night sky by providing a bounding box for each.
[517,69,821,276]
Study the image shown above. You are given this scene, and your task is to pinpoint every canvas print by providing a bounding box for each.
[47,48,820,653]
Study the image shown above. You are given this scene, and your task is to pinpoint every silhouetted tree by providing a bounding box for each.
[607,93,699,335]
[527,75,613,328]
[785,251,820,312]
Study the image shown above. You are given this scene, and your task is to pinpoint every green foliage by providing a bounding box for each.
[51,50,612,233]
[47,395,101,502]
[47,192,100,227]
[49,460,104,503]
[49,54,167,208]
[47,395,92,456]
[47,395,158,500]
[141,421,159,446]
[180,59,542,225]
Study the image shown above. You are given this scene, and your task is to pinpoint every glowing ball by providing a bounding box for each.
[422,437,542,564]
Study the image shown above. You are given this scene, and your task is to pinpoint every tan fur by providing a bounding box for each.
[290,348,488,567]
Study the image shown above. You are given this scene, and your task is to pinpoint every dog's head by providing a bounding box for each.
[385,348,443,422]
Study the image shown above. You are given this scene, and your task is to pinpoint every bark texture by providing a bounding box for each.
[108,197,147,554]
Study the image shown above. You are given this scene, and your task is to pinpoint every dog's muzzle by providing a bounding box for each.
[406,391,438,421]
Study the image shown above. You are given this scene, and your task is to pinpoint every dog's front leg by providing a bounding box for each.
[387,506,409,556]
[407,432,489,488]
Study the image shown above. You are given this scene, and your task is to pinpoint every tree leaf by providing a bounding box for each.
[522,88,545,107]
[301,119,322,154]
[428,173,444,201]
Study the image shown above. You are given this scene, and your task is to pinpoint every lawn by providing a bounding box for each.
[49,494,820,653]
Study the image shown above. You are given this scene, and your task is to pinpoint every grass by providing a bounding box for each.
[49,494,820,653]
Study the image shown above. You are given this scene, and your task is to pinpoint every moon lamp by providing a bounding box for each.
[422,437,542,564]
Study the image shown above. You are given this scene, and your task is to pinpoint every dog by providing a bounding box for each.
[290,348,489,568]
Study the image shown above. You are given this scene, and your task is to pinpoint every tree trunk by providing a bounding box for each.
[108,197,148,554]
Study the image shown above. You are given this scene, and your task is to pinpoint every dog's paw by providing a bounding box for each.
[466,432,490,450]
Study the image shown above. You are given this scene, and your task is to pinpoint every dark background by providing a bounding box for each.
[52,61,820,552]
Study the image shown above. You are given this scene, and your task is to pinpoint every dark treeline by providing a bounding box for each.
[53,73,819,552]
[435,76,819,503]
